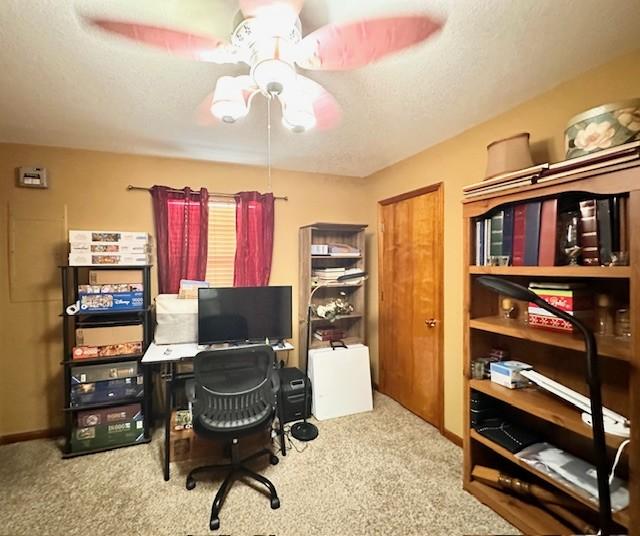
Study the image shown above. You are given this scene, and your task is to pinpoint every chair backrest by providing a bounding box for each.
[193,345,276,436]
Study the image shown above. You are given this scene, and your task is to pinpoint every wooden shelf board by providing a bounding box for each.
[470,430,629,528]
[311,282,363,289]
[310,314,363,323]
[309,336,362,350]
[469,316,631,361]
[465,479,572,535]
[468,379,626,449]
[311,255,362,260]
[469,265,631,278]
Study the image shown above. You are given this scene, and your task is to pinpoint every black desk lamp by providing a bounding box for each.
[291,270,368,442]
[477,276,612,534]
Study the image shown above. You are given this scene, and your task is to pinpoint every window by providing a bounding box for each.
[205,197,236,287]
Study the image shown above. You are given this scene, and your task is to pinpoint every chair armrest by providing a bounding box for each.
[185,379,196,403]
[271,369,281,396]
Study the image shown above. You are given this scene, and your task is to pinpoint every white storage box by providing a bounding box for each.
[308,344,373,421]
[155,294,198,344]
[490,360,532,389]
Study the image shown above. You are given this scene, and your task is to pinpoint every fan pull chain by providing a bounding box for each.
[267,93,273,192]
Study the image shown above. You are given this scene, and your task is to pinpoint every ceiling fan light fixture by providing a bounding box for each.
[281,94,316,132]
[251,58,296,95]
[211,76,249,122]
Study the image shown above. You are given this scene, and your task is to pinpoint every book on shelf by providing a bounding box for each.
[537,199,558,266]
[473,193,629,268]
[512,205,527,266]
[523,202,542,266]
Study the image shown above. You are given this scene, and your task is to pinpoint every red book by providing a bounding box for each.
[538,199,558,266]
[512,205,527,266]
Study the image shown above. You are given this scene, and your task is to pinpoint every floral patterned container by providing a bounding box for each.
[565,98,640,159]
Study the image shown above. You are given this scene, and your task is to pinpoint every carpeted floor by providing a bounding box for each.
[0,392,516,535]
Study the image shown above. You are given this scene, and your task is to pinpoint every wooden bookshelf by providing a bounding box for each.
[470,430,630,528]
[463,160,639,535]
[468,265,631,278]
[299,223,367,367]
[469,315,631,361]
[469,379,626,449]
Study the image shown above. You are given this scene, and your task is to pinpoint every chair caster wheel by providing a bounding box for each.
[186,478,196,490]
[270,497,280,510]
[210,518,220,530]
[270,455,279,465]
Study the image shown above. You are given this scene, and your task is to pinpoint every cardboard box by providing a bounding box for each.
[69,253,151,266]
[528,286,592,313]
[490,361,532,389]
[78,291,144,312]
[70,416,145,452]
[69,230,149,243]
[70,242,150,254]
[76,403,142,427]
[76,325,143,346]
[72,342,143,360]
[89,270,144,285]
[71,361,138,384]
[79,283,143,294]
[70,375,144,406]
[169,411,271,463]
[527,312,592,333]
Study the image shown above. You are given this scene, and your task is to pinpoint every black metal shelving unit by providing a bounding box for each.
[59,265,153,458]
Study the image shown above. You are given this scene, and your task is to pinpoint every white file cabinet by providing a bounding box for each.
[308,344,373,421]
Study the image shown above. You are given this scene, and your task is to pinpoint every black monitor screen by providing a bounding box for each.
[198,286,292,344]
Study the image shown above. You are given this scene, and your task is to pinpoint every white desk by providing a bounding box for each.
[142,341,294,364]
[142,341,294,480]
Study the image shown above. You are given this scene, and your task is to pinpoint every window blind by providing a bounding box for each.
[205,197,237,287]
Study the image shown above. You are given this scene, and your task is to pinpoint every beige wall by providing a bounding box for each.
[2,48,639,439]
[364,48,640,438]
[0,144,368,436]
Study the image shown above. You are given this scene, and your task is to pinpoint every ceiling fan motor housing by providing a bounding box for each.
[232,17,302,95]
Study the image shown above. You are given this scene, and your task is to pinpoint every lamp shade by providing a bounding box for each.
[211,76,249,123]
[484,132,534,180]
[281,93,316,133]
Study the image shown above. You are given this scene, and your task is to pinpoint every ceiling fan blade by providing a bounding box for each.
[238,0,304,21]
[296,14,443,71]
[86,19,234,63]
[296,76,341,130]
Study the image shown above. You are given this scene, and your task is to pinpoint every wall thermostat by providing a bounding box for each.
[17,167,48,189]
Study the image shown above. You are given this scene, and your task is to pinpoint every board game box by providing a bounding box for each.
[76,403,142,427]
[71,361,138,384]
[71,416,145,452]
[70,375,144,406]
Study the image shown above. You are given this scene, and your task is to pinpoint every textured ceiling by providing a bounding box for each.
[1,0,639,177]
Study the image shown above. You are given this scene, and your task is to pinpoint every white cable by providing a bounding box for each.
[609,439,630,485]
[596,439,631,535]
[267,93,273,192]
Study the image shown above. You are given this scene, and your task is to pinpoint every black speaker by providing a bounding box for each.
[278,367,311,424]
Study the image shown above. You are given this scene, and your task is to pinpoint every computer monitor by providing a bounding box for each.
[198,286,292,344]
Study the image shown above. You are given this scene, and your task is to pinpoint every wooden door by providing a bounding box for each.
[378,184,444,429]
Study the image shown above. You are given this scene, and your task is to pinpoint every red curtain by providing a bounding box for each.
[151,185,209,294]
[233,191,275,287]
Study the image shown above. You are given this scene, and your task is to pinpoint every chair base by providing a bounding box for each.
[186,441,280,531]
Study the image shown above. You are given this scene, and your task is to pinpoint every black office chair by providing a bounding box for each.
[185,345,281,531]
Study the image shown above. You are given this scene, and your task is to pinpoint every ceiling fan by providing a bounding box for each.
[85,0,444,133]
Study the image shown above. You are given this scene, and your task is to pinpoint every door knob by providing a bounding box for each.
[425,319,438,328]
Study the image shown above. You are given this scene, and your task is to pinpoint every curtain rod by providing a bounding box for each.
[126,185,288,201]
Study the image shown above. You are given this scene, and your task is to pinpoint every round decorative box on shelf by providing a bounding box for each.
[484,132,534,180]
[565,98,640,159]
